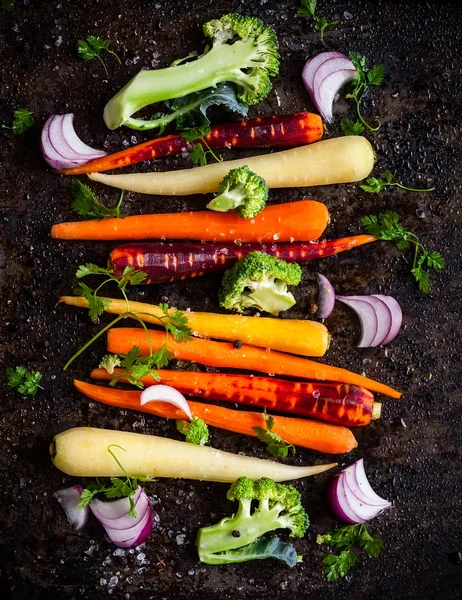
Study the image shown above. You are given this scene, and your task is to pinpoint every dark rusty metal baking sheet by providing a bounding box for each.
[1,0,461,598]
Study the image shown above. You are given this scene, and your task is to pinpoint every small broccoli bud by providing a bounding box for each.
[219,251,302,316]
[99,354,121,375]
[176,417,209,446]
[206,165,268,219]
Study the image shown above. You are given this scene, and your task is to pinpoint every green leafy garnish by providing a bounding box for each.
[317,524,383,582]
[1,0,16,12]
[71,179,125,219]
[344,52,384,132]
[360,170,435,194]
[3,108,34,134]
[78,445,154,517]
[340,118,365,136]
[7,366,43,396]
[361,210,445,293]
[298,1,338,46]
[77,35,121,77]
[181,124,222,166]
[253,408,296,458]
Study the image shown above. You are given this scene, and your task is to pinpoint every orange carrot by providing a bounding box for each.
[61,113,324,175]
[106,328,402,399]
[50,200,329,242]
[90,368,376,427]
[74,380,357,455]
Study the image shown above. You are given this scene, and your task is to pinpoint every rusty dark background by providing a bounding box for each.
[1,0,461,598]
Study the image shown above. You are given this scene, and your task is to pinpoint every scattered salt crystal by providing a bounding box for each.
[99,578,107,586]
[55,36,63,47]
[108,576,118,588]
[113,548,126,557]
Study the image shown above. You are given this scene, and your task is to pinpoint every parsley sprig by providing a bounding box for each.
[2,108,34,134]
[341,52,384,133]
[63,264,192,378]
[317,524,383,582]
[298,0,338,46]
[181,125,222,166]
[71,179,125,219]
[77,36,121,78]
[253,408,296,458]
[361,210,445,293]
[7,366,43,396]
[360,170,435,194]
[78,445,154,517]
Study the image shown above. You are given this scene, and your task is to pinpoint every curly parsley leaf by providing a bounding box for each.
[322,549,358,582]
[253,408,296,458]
[298,1,337,45]
[71,179,125,219]
[77,35,121,77]
[360,170,435,193]
[7,366,43,396]
[4,108,34,134]
[1,0,16,12]
[181,124,222,166]
[340,118,365,136]
[361,210,445,293]
[344,52,384,132]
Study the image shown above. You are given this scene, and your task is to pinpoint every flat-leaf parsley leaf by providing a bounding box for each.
[77,35,121,77]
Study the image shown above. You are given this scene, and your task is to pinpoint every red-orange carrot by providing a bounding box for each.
[90,368,375,427]
[51,200,329,242]
[109,235,376,283]
[106,328,402,399]
[74,379,357,455]
[61,113,324,175]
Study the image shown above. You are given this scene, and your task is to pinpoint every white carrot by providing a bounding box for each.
[51,427,336,483]
[88,136,374,195]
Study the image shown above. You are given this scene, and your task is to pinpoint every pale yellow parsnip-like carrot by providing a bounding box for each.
[58,295,330,357]
[88,136,375,195]
[51,427,337,482]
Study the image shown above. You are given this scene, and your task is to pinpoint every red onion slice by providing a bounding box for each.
[342,295,392,347]
[302,51,346,93]
[316,273,335,318]
[89,486,143,520]
[327,473,366,524]
[342,476,389,521]
[140,384,192,419]
[350,458,392,507]
[40,114,106,170]
[336,296,378,347]
[372,295,403,345]
[315,69,358,122]
[54,484,89,531]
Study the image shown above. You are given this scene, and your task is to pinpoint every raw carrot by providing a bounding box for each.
[51,200,329,242]
[74,380,358,455]
[87,136,375,196]
[90,368,375,427]
[59,295,329,357]
[105,328,402,399]
[61,113,324,175]
[108,235,376,283]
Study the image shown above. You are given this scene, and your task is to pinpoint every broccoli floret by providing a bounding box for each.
[196,477,309,565]
[99,354,121,375]
[104,14,280,129]
[206,166,268,218]
[219,252,301,316]
[176,417,209,446]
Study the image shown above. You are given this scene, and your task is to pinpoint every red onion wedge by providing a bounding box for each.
[90,486,154,549]
[328,459,392,524]
[40,114,106,170]
[337,295,402,347]
[302,52,357,123]
[140,384,192,419]
[54,484,89,531]
[316,273,335,319]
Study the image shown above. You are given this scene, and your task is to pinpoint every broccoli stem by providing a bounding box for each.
[207,188,247,212]
[104,39,260,129]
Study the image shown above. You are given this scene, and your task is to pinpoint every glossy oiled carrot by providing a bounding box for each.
[90,368,375,427]
[59,295,329,356]
[74,380,358,454]
[106,328,402,399]
[61,113,324,175]
[109,235,376,283]
[51,200,329,242]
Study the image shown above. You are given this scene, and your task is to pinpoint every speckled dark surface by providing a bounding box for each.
[1,0,461,598]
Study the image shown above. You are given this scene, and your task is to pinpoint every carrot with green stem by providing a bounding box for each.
[51,200,329,242]
[90,368,380,427]
[61,113,324,175]
[105,328,402,399]
[74,380,358,455]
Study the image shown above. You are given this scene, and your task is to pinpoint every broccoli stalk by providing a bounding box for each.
[219,251,302,316]
[197,477,309,565]
[207,165,268,218]
[103,14,279,130]
[176,417,209,445]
